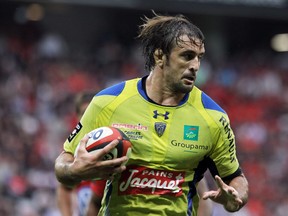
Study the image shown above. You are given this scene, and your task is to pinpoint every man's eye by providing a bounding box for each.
[183,53,194,60]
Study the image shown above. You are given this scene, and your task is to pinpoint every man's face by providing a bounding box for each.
[163,35,205,94]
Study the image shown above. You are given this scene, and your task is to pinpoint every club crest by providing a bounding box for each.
[154,122,166,137]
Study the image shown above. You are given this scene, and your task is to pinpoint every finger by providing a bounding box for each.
[100,155,128,167]
[214,175,226,189]
[79,134,90,148]
[87,139,119,160]
[102,139,120,155]
[110,165,127,179]
[227,187,238,197]
[202,190,218,200]
[226,187,242,203]
[112,163,127,173]
[75,134,90,156]
[99,163,127,180]
[88,139,119,159]
[228,187,241,197]
[236,198,243,204]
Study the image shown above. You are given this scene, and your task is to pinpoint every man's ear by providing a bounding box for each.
[153,49,164,68]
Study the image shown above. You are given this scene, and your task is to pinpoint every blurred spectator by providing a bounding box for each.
[37,33,68,59]
[0,8,288,216]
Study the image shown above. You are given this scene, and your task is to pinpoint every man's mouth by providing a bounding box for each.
[182,76,195,84]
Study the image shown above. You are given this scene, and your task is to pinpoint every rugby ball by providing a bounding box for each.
[85,126,132,161]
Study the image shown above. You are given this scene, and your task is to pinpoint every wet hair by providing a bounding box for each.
[137,12,205,71]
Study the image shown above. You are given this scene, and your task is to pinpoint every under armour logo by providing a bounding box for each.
[153,110,170,120]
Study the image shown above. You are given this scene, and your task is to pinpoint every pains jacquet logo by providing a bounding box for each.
[183,125,199,141]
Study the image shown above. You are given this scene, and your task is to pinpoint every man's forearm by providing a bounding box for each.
[55,151,81,187]
[228,174,249,211]
[56,184,74,216]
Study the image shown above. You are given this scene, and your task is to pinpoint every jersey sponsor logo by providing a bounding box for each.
[153,110,170,120]
[123,131,143,140]
[171,140,208,151]
[118,165,184,196]
[112,123,148,131]
[154,122,166,137]
[68,122,82,142]
[184,125,199,141]
[219,116,235,163]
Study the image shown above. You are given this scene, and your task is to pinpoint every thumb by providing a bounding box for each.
[215,175,225,189]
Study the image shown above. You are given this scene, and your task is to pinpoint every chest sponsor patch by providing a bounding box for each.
[118,165,185,196]
[184,125,199,141]
[68,122,82,142]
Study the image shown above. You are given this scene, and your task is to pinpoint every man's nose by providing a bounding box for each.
[189,58,200,72]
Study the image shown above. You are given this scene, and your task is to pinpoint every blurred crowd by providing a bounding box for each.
[0,21,288,216]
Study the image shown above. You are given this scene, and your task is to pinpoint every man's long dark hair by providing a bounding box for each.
[137,12,205,72]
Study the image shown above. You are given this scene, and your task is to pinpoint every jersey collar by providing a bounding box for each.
[137,76,189,106]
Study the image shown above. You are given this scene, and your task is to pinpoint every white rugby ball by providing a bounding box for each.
[85,126,132,161]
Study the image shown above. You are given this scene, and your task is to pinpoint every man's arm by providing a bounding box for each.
[54,136,128,187]
[56,183,74,216]
[202,174,249,212]
[224,174,249,211]
[55,151,81,187]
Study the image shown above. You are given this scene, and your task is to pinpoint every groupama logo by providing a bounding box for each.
[184,125,199,141]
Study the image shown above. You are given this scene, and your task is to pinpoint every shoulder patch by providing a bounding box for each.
[201,92,226,114]
[96,81,125,96]
[68,122,83,142]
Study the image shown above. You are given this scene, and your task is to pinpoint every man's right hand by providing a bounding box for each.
[54,134,128,186]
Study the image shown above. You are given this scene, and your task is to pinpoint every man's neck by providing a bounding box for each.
[145,73,186,106]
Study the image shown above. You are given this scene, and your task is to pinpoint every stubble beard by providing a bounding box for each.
[171,80,194,95]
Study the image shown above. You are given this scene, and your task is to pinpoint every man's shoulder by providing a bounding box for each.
[96,78,140,97]
[96,81,126,97]
[190,87,226,114]
[189,87,229,130]
[200,91,226,114]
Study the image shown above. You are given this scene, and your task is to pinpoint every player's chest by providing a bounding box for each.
[104,103,213,170]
